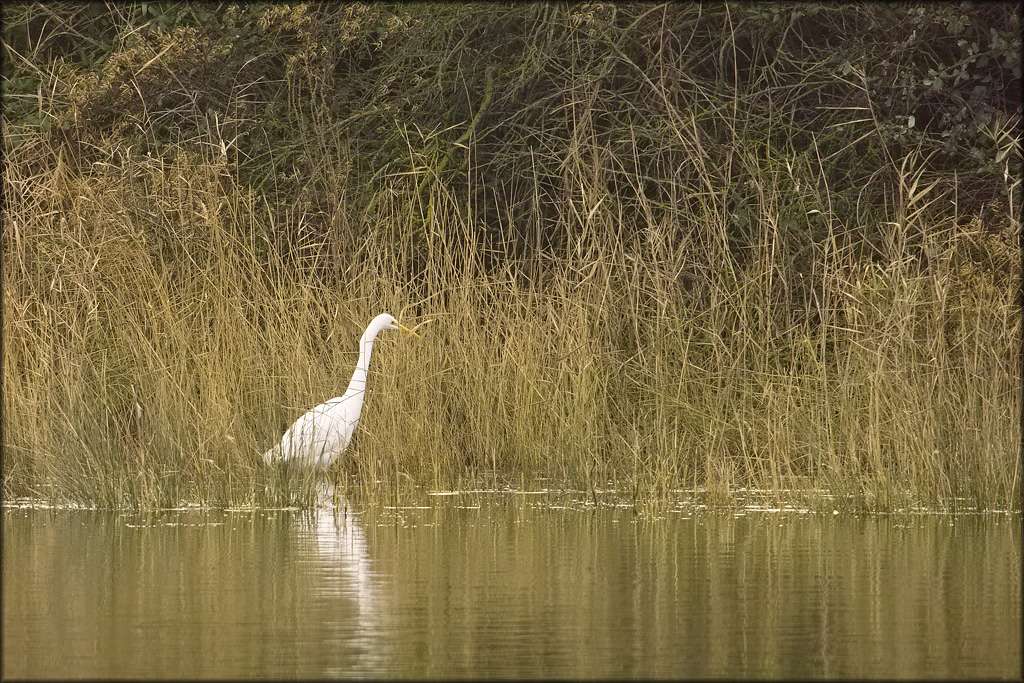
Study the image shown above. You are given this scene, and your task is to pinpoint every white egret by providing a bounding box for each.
[262,312,425,468]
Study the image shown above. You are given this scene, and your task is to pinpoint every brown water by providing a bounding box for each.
[3,497,1020,679]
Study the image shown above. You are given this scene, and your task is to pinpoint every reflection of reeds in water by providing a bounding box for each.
[3,508,1017,678]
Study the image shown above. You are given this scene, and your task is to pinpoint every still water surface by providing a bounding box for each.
[4,496,1020,678]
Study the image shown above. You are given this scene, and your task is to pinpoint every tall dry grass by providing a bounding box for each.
[2,117,1019,509]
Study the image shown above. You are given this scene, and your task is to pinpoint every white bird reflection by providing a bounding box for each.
[293,485,392,676]
[309,495,378,612]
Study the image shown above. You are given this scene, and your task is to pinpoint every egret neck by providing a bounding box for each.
[344,317,386,407]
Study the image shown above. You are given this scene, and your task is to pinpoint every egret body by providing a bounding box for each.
[263,312,418,468]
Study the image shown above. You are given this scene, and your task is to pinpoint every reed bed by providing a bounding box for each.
[3,124,1018,511]
[3,3,1019,510]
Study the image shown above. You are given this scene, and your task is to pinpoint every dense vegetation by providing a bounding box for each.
[3,3,1020,509]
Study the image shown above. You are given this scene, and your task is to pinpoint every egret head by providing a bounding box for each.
[367,312,421,338]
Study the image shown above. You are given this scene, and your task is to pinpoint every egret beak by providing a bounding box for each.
[396,322,421,337]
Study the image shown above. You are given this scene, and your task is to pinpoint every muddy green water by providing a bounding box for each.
[3,498,1020,679]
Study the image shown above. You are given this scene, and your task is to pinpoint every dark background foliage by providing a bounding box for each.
[3,2,1020,268]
